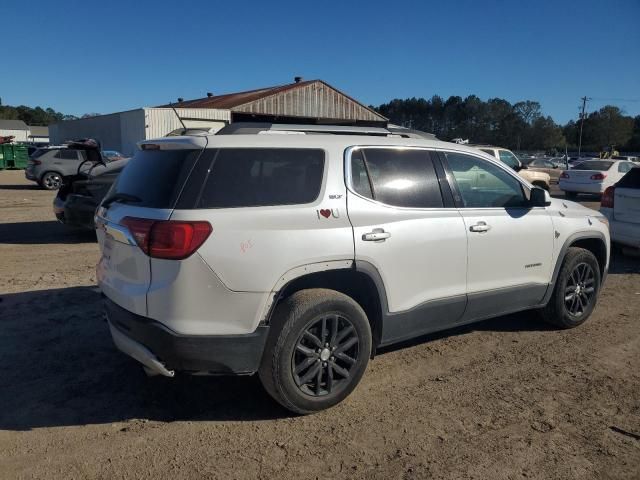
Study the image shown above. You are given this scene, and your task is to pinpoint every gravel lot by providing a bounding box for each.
[1,169,639,479]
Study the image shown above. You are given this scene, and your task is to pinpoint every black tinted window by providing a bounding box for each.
[351,148,443,208]
[445,152,527,208]
[54,149,80,160]
[617,167,640,188]
[112,149,202,208]
[198,148,324,208]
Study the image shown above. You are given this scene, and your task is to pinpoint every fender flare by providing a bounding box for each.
[541,230,608,305]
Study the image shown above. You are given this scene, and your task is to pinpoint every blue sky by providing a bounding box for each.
[2,0,639,123]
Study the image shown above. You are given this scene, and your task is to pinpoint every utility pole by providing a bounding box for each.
[577,96,589,158]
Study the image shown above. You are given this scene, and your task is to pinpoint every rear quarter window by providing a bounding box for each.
[196,148,325,208]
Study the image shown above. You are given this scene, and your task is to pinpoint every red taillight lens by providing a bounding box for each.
[121,217,212,259]
[560,171,570,179]
[601,186,615,208]
[29,159,42,165]
[149,221,212,259]
[590,173,607,180]
[121,217,154,254]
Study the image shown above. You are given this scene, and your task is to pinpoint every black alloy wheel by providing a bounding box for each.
[292,314,359,397]
[564,262,596,317]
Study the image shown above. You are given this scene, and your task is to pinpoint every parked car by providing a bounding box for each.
[102,150,128,162]
[25,146,121,190]
[527,158,563,184]
[559,159,636,199]
[97,124,609,414]
[53,159,129,229]
[474,146,551,190]
[600,167,640,254]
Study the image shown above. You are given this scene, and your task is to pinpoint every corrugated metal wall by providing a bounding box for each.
[144,108,231,139]
[119,109,146,156]
[49,113,124,151]
[231,81,384,121]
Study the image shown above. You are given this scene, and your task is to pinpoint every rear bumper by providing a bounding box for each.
[559,181,604,194]
[24,169,36,181]
[103,297,269,375]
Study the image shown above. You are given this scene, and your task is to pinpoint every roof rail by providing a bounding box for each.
[216,122,436,139]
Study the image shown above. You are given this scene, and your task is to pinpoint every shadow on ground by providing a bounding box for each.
[1,251,637,431]
[0,184,41,191]
[0,221,96,244]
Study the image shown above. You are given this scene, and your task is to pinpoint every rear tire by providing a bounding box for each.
[40,171,63,190]
[259,289,372,414]
[540,247,601,329]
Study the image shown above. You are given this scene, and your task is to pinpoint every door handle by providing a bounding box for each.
[469,221,491,233]
[362,228,391,242]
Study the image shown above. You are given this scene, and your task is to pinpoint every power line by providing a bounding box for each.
[589,97,640,103]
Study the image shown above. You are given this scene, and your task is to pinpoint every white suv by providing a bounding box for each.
[96,124,610,413]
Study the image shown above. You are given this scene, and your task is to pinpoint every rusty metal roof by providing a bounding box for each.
[159,80,318,109]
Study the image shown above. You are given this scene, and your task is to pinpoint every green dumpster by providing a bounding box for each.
[0,145,29,169]
[9,145,28,169]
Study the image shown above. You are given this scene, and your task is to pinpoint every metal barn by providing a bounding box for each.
[49,79,387,155]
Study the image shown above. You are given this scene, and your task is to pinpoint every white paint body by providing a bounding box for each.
[96,134,610,336]
[559,160,636,194]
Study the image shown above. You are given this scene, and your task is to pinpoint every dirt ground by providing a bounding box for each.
[0,169,639,480]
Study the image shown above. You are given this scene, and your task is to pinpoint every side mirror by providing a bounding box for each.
[529,187,551,207]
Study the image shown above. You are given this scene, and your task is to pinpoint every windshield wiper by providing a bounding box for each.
[102,192,142,208]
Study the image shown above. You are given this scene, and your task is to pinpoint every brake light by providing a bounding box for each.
[590,173,607,180]
[29,159,42,165]
[601,186,615,208]
[560,171,570,179]
[121,217,212,259]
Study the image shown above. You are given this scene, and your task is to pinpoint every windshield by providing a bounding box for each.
[498,150,521,169]
[110,148,202,208]
[573,161,613,171]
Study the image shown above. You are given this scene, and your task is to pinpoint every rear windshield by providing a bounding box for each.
[196,148,324,208]
[617,168,640,188]
[573,160,613,171]
[30,148,48,159]
[111,149,201,208]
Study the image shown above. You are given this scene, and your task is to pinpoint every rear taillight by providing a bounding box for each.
[590,173,607,180]
[601,186,615,208]
[29,159,42,165]
[121,217,212,259]
[560,171,570,179]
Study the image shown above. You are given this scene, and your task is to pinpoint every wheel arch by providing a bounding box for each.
[542,231,608,305]
[265,264,385,354]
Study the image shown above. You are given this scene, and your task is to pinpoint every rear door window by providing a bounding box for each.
[111,149,203,208]
[197,148,324,208]
[349,148,443,208]
[54,149,82,160]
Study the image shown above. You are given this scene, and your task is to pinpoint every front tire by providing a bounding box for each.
[259,289,372,414]
[541,247,601,328]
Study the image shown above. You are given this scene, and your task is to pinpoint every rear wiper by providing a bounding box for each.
[102,193,142,208]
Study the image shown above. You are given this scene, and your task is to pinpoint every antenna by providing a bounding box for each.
[170,102,187,133]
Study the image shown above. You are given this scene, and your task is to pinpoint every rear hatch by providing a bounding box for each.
[614,168,640,224]
[96,138,206,315]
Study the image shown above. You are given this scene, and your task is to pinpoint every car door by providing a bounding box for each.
[440,150,554,321]
[346,147,468,345]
